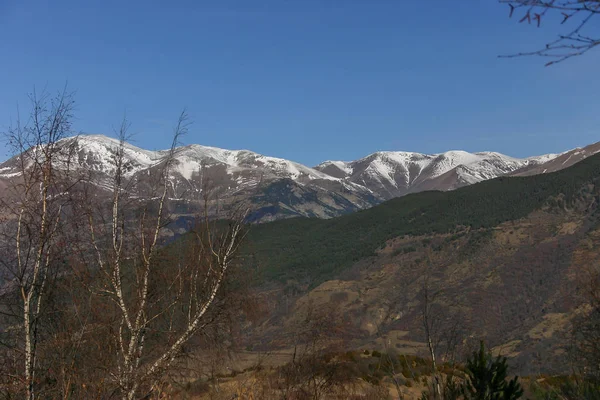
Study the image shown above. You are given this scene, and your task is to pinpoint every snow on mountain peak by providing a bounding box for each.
[526,153,561,164]
[63,134,159,176]
[314,147,565,197]
[171,144,336,182]
[1,134,593,210]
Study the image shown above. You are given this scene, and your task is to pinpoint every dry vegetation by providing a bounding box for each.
[1,89,600,399]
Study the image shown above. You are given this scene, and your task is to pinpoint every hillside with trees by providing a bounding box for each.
[2,90,600,398]
[244,151,600,287]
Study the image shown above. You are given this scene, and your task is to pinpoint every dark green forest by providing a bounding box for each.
[243,152,600,287]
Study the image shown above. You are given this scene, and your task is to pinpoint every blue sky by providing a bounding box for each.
[1,0,599,166]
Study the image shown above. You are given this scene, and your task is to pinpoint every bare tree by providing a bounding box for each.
[419,263,463,400]
[500,0,600,65]
[374,344,407,400]
[0,87,77,399]
[65,112,248,399]
[421,272,443,399]
[274,301,354,400]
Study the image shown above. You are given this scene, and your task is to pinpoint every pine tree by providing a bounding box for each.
[463,341,523,400]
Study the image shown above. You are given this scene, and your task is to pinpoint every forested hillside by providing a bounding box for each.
[244,151,600,287]
[232,151,600,383]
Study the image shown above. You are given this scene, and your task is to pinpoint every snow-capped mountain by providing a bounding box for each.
[315,150,562,198]
[1,135,598,222]
[510,141,600,177]
[0,135,378,221]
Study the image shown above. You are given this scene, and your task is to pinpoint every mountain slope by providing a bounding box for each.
[510,141,600,177]
[247,151,600,286]
[242,151,600,375]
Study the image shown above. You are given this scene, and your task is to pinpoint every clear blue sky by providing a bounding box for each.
[1,0,599,166]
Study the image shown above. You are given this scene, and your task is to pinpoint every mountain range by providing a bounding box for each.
[1,135,599,221]
[3,134,600,378]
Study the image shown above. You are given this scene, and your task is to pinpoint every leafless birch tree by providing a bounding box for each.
[0,87,77,399]
[419,264,463,400]
[0,89,250,399]
[67,112,248,399]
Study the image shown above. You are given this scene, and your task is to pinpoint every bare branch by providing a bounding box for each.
[500,0,600,64]
[0,86,76,399]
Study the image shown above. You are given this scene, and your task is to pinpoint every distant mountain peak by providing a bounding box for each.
[314,147,565,197]
[1,134,598,222]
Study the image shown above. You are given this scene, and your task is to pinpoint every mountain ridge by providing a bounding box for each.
[1,134,598,221]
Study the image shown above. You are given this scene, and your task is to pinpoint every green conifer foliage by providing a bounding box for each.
[463,341,524,400]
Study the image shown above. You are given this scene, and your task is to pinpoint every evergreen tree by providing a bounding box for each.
[463,341,523,400]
